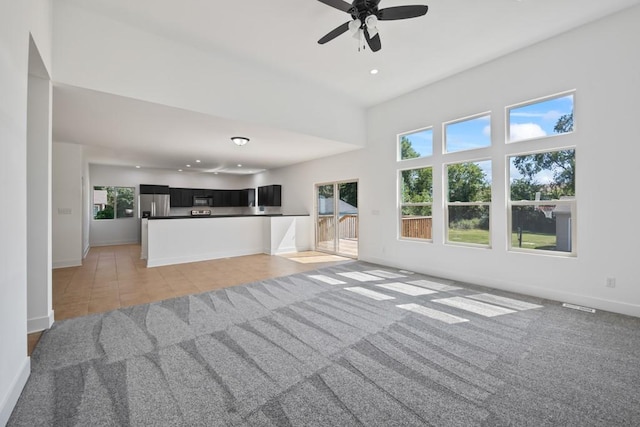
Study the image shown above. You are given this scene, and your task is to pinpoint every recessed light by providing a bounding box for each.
[135,165,141,169]
[237,164,242,167]
[195,159,201,163]
[186,164,191,167]
[178,169,183,172]
[370,69,379,75]
[214,172,219,175]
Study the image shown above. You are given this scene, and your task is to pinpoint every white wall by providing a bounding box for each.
[88,164,255,246]
[52,1,366,148]
[26,58,54,334]
[262,6,640,317]
[53,142,83,267]
[0,0,52,424]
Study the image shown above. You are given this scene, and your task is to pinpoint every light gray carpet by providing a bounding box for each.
[9,261,640,426]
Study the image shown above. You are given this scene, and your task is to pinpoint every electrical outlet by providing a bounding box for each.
[606,277,616,288]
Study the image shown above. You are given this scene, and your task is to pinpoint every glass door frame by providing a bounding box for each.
[314,180,359,259]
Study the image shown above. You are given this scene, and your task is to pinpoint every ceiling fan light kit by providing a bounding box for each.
[231,136,249,146]
[317,0,429,52]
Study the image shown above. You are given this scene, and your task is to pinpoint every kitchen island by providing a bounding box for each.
[141,214,311,267]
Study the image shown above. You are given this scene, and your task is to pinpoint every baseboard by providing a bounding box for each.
[90,240,139,247]
[53,259,82,269]
[0,357,30,426]
[27,310,55,334]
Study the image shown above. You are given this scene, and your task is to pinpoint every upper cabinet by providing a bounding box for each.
[159,185,266,208]
[258,185,281,206]
[140,184,170,195]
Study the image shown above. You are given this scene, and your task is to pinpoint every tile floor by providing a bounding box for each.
[27,244,351,355]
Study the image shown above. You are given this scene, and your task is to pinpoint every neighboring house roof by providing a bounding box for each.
[318,197,357,215]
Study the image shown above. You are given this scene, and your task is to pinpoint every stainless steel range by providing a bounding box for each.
[190,209,211,217]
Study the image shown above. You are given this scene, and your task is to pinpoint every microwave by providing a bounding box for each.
[193,196,212,207]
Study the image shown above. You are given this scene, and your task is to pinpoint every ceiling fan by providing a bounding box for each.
[317,0,429,52]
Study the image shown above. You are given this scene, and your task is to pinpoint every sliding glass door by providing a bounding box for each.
[315,181,358,258]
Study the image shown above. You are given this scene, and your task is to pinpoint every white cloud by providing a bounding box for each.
[483,125,491,137]
[510,123,547,142]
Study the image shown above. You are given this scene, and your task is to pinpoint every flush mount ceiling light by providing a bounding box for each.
[231,136,249,146]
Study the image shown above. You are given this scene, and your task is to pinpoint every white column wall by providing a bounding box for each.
[0,0,53,424]
[26,70,54,334]
[53,142,84,268]
[259,6,640,317]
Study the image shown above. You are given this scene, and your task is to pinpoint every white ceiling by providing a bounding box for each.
[53,84,358,174]
[53,0,640,173]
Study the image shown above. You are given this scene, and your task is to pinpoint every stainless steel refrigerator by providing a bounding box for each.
[139,193,170,217]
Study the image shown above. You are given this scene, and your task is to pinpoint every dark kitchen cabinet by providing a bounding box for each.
[258,185,281,207]
[169,187,182,207]
[169,187,196,207]
[213,190,240,207]
[181,188,194,207]
[140,184,169,195]
[167,187,258,207]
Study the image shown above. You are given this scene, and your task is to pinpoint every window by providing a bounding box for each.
[398,127,433,160]
[400,167,433,240]
[509,149,576,254]
[446,160,492,246]
[93,186,135,220]
[508,92,574,143]
[444,113,491,153]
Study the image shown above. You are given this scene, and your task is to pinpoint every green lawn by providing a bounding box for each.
[448,229,490,245]
[448,228,556,249]
[511,231,556,250]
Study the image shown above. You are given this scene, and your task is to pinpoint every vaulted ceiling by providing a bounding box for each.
[52,0,640,173]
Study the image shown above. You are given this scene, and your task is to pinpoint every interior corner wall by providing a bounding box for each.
[53,142,83,268]
[0,0,53,424]
[82,151,91,258]
[269,6,640,317]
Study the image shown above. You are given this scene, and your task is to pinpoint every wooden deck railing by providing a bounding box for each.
[317,215,432,241]
[401,216,432,239]
[317,214,359,242]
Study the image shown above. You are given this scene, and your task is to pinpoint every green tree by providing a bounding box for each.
[95,204,114,219]
[338,182,358,209]
[511,112,575,197]
[400,136,420,160]
[554,112,574,134]
[447,163,490,203]
[116,187,135,217]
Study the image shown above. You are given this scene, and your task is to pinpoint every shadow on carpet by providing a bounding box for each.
[9,261,640,426]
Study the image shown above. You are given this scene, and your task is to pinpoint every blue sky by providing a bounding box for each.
[400,128,433,158]
[509,95,574,142]
[445,114,492,153]
[399,94,573,185]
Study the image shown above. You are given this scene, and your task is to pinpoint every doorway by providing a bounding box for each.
[315,180,358,258]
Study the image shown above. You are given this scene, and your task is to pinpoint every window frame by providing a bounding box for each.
[506,90,575,144]
[398,165,434,242]
[92,185,136,221]
[443,111,492,154]
[397,126,434,162]
[444,159,492,248]
[507,147,577,256]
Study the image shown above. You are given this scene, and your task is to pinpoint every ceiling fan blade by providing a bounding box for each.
[316,0,353,13]
[318,21,351,44]
[378,5,429,21]
[364,27,382,52]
